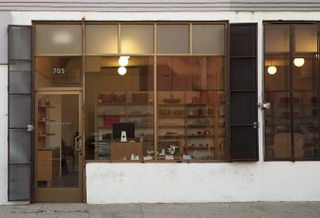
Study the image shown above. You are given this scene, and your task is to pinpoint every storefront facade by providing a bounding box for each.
[1,1,320,204]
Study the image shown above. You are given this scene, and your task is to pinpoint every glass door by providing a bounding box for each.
[34,90,83,202]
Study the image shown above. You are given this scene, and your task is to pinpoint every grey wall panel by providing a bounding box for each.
[8,25,32,201]
[9,26,31,60]
[9,95,31,128]
[9,165,31,201]
[9,129,31,164]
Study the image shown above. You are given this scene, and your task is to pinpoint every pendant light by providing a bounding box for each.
[267,58,277,75]
[293,57,305,67]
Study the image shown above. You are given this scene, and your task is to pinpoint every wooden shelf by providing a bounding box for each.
[159,135,185,138]
[158,125,185,128]
[38,105,56,109]
[98,114,125,117]
[98,102,125,106]
[187,125,214,128]
[38,133,56,138]
[128,114,153,117]
[187,115,212,118]
[158,116,184,119]
[187,135,214,138]
[186,147,214,150]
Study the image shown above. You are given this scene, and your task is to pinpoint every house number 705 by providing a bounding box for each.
[52,67,65,75]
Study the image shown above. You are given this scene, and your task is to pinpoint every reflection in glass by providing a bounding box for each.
[85,56,154,161]
[36,94,79,188]
[156,56,225,160]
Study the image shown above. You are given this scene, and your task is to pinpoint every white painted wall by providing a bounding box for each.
[0,65,8,205]
[1,10,320,204]
[86,162,320,203]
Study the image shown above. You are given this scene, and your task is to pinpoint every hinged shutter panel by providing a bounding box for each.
[229,24,258,161]
[8,25,32,201]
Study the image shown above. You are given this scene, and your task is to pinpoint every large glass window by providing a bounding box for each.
[85,56,154,160]
[157,56,225,161]
[264,23,320,160]
[35,22,227,162]
[84,22,227,162]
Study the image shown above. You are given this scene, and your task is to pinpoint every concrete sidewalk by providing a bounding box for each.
[0,202,319,218]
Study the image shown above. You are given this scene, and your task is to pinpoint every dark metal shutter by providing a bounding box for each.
[229,23,258,161]
[8,25,32,201]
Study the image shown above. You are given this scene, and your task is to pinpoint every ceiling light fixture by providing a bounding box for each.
[267,65,277,75]
[293,57,305,67]
[118,56,130,67]
[118,66,127,76]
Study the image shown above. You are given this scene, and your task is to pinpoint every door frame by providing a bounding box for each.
[33,87,84,202]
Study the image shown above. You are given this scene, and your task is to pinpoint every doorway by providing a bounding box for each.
[34,90,83,202]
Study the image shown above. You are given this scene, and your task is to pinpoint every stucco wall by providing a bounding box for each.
[86,162,320,203]
[1,10,320,204]
[0,65,8,204]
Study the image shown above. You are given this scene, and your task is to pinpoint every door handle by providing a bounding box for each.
[26,124,34,132]
[258,102,271,110]
[74,135,81,152]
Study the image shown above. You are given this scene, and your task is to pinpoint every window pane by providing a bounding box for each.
[264,92,292,160]
[85,56,154,161]
[157,25,189,54]
[35,24,82,56]
[292,92,319,160]
[36,94,80,188]
[121,25,153,54]
[157,56,225,161]
[265,25,290,53]
[192,24,225,54]
[294,24,317,53]
[35,56,82,88]
[293,56,316,91]
[86,25,118,54]
[265,55,290,91]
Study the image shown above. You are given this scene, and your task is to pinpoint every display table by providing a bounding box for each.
[111,142,143,161]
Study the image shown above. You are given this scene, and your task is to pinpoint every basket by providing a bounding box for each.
[113,93,126,102]
[99,93,114,103]
[132,93,148,104]
[163,94,181,104]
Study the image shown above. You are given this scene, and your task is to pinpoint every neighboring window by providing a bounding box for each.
[264,23,320,160]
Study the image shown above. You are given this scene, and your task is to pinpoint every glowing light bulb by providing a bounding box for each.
[293,58,305,67]
[267,65,277,75]
[118,66,127,76]
[118,56,130,66]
